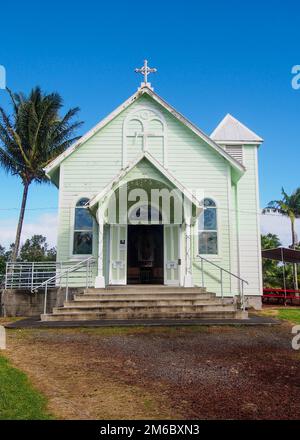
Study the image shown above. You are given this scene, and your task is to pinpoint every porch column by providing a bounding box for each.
[184,217,193,287]
[94,208,106,288]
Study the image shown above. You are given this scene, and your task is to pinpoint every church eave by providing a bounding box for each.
[44,86,245,181]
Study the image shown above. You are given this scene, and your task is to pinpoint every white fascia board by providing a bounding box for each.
[144,152,201,209]
[215,140,262,146]
[89,153,145,208]
[145,90,245,174]
[89,151,201,210]
[44,89,142,176]
[44,87,245,179]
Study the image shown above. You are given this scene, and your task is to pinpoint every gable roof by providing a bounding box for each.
[44,86,245,179]
[211,113,263,145]
[89,151,201,212]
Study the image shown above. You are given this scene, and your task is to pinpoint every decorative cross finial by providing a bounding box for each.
[135,59,157,90]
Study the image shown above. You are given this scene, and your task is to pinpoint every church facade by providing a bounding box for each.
[45,69,263,309]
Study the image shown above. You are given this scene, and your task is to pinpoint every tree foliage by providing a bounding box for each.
[261,233,300,289]
[266,187,300,289]
[261,233,283,288]
[267,187,300,248]
[0,235,56,275]
[0,87,82,260]
[19,235,56,262]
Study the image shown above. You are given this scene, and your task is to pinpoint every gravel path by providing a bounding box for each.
[4,324,300,420]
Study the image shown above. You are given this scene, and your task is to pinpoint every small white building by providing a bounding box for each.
[41,63,263,314]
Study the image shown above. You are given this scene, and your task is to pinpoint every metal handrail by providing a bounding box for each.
[5,261,77,290]
[7,261,72,265]
[197,255,248,311]
[33,256,95,315]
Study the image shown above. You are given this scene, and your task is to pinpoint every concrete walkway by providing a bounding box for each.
[5,314,280,329]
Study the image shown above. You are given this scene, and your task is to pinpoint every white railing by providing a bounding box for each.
[5,261,61,290]
[32,257,96,315]
[198,255,248,311]
[5,258,96,312]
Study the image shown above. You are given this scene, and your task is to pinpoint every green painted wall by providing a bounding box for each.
[55,93,261,296]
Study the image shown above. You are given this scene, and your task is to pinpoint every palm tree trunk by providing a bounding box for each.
[291,218,299,291]
[11,182,29,262]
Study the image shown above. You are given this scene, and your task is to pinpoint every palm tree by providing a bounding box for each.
[261,234,282,288]
[267,187,300,290]
[261,233,281,251]
[0,87,83,261]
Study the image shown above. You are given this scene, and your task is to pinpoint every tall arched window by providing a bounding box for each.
[198,198,218,255]
[73,198,93,255]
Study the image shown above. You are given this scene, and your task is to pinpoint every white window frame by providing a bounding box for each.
[197,198,220,259]
[70,196,95,259]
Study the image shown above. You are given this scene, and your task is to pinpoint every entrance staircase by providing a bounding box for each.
[41,285,248,321]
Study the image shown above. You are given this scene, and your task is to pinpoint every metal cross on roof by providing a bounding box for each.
[135,60,157,89]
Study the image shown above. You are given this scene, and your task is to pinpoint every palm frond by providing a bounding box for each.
[0,86,83,186]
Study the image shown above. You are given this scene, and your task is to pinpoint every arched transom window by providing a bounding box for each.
[128,203,162,224]
[198,198,218,255]
[73,198,93,255]
[123,108,167,166]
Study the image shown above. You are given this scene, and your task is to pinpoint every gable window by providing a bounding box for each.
[73,198,93,255]
[198,198,218,255]
[123,107,167,166]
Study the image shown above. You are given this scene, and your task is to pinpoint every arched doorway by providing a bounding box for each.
[104,178,186,286]
[127,203,164,284]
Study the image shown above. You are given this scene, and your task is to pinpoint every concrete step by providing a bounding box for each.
[41,310,242,321]
[53,303,236,314]
[84,286,207,294]
[41,284,247,322]
[64,299,226,308]
[74,292,216,301]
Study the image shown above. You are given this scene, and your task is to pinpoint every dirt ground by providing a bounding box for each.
[3,323,300,420]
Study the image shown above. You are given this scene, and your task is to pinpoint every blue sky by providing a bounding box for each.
[0,0,300,247]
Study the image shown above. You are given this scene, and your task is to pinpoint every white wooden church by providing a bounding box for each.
[40,61,263,321]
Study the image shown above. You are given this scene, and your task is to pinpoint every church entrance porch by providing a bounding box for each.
[127,225,164,284]
[92,168,201,288]
[108,223,182,286]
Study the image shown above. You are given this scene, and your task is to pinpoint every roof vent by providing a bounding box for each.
[225,145,243,164]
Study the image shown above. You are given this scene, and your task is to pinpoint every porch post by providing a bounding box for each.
[184,217,193,287]
[94,208,106,288]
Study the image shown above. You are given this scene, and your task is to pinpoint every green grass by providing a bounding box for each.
[0,355,52,420]
[73,325,212,337]
[277,308,300,324]
[260,307,300,325]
